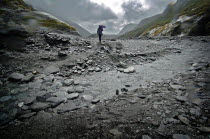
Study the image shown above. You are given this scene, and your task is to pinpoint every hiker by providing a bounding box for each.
[97,25,106,44]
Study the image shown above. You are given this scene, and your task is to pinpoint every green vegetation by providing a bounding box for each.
[179,0,210,16]
[120,0,210,38]
[120,4,175,38]
[0,0,33,10]
[38,19,76,31]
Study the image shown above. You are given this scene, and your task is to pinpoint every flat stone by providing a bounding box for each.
[75,86,84,93]
[66,93,79,100]
[191,98,202,105]
[0,96,12,102]
[82,95,93,101]
[19,112,36,120]
[24,97,35,105]
[197,127,210,133]
[175,96,187,102]
[91,98,100,104]
[30,102,51,112]
[109,129,122,136]
[22,74,35,82]
[63,79,74,86]
[178,115,190,125]
[46,97,66,108]
[170,84,185,90]
[138,94,147,99]
[173,134,191,139]
[44,66,60,75]
[142,135,152,139]
[9,73,25,81]
[0,80,3,85]
[67,87,75,93]
[57,101,79,113]
[123,67,135,73]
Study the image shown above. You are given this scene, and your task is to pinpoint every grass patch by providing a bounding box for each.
[38,19,76,31]
[179,0,210,16]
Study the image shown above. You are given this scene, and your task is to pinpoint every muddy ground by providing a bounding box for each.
[0,33,210,138]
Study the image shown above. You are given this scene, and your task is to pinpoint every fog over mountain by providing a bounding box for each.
[24,0,176,34]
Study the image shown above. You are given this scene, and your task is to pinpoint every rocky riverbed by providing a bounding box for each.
[0,33,210,138]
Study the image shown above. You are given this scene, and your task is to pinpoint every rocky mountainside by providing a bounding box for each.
[120,0,210,38]
[118,23,137,36]
[64,20,91,38]
[0,0,79,50]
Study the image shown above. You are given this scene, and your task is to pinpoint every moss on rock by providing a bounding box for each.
[38,19,76,31]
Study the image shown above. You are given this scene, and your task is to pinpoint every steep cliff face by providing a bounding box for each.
[120,0,210,38]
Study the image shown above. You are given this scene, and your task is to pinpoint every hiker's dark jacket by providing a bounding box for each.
[97,26,103,35]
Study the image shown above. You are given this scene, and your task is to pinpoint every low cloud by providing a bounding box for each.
[25,0,177,34]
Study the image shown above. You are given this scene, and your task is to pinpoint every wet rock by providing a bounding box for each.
[86,45,92,49]
[170,84,185,90]
[67,87,75,94]
[138,94,147,99]
[63,79,74,86]
[19,112,36,120]
[36,93,52,102]
[0,80,3,85]
[178,115,190,125]
[44,66,60,75]
[109,129,122,136]
[66,93,79,100]
[74,86,84,93]
[191,98,202,105]
[8,73,25,81]
[190,108,201,116]
[123,67,135,73]
[121,88,128,92]
[82,95,93,101]
[46,97,66,108]
[57,101,79,113]
[30,102,51,112]
[117,62,127,68]
[175,96,187,102]
[22,74,35,82]
[95,67,102,72]
[0,96,12,102]
[18,102,24,108]
[197,126,210,133]
[172,134,191,139]
[91,98,100,104]
[58,51,68,57]
[142,135,152,139]
[156,123,167,136]
[24,97,35,105]
[21,105,29,111]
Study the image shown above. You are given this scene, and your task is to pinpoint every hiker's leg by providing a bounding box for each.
[99,34,101,43]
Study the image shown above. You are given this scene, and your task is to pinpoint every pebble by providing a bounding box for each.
[91,98,100,104]
[123,67,136,73]
[82,95,93,101]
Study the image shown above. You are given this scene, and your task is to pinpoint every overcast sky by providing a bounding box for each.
[24,0,177,34]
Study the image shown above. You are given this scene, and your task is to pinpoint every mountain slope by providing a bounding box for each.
[120,0,210,38]
[118,23,137,36]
